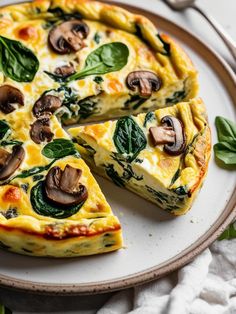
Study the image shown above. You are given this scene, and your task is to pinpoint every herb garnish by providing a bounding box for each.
[0,36,39,82]
[113,116,147,162]
[214,116,236,165]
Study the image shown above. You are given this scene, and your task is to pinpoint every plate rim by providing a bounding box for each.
[0,1,236,295]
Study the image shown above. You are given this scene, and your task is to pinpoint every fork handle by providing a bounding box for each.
[191,4,236,62]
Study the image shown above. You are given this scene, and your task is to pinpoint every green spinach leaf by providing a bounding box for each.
[124,95,147,111]
[157,34,171,56]
[214,141,236,164]
[215,116,236,142]
[219,222,236,241]
[31,181,84,219]
[1,140,23,146]
[143,112,155,127]
[94,32,101,44]
[0,120,10,140]
[13,159,56,180]
[105,164,125,188]
[67,42,129,82]
[42,139,77,159]
[166,89,186,105]
[0,36,39,82]
[113,116,147,162]
[214,116,236,165]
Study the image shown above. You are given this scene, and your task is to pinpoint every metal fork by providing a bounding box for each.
[163,0,236,62]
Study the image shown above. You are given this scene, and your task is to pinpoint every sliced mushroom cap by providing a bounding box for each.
[0,145,25,181]
[30,116,54,144]
[48,20,89,54]
[149,115,186,156]
[0,85,24,114]
[33,95,62,117]
[126,71,162,98]
[45,165,88,206]
[54,63,76,77]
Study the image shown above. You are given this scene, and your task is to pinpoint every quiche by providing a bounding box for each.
[0,0,203,258]
[0,0,198,125]
[69,98,211,216]
[0,109,122,257]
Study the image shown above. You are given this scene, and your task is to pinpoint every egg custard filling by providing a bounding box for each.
[70,98,211,216]
[0,0,208,257]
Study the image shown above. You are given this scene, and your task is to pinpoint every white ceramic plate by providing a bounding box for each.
[0,0,235,295]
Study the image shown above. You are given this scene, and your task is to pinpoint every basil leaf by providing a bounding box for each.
[214,141,236,165]
[218,222,236,241]
[67,42,129,82]
[0,120,10,140]
[0,36,39,82]
[31,181,84,219]
[42,139,77,159]
[113,116,147,162]
[215,116,236,142]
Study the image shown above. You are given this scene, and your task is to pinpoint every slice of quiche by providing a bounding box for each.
[69,98,211,216]
[0,0,198,125]
[0,108,122,257]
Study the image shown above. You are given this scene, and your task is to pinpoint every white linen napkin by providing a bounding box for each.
[97,238,236,314]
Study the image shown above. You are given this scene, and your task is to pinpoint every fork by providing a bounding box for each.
[163,0,236,62]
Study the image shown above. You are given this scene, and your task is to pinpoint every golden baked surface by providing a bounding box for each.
[0,0,198,124]
[0,0,202,257]
[70,98,211,216]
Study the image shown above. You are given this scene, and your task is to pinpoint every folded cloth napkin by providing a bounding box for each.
[98,236,236,314]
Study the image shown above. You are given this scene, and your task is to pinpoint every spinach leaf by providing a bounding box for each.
[48,7,83,21]
[94,32,101,44]
[67,42,129,82]
[42,139,77,159]
[93,76,104,84]
[113,116,147,162]
[44,71,66,83]
[124,95,147,111]
[166,89,186,104]
[143,112,155,127]
[0,36,39,82]
[78,96,99,120]
[0,120,10,140]
[13,159,56,180]
[215,116,236,142]
[218,222,236,241]
[157,34,171,56]
[1,140,23,146]
[214,116,236,165]
[214,141,236,164]
[31,181,84,219]
[105,164,125,187]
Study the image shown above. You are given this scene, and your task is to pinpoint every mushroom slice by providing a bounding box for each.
[126,71,162,98]
[33,95,62,117]
[48,20,89,54]
[149,115,186,156]
[30,116,54,144]
[149,126,175,146]
[45,165,88,206]
[54,63,76,78]
[0,145,25,181]
[0,85,24,114]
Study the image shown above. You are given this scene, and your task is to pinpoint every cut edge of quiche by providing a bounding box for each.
[69,98,211,216]
[0,111,123,258]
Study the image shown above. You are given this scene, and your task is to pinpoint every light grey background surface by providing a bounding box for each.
[0,0,235,313]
